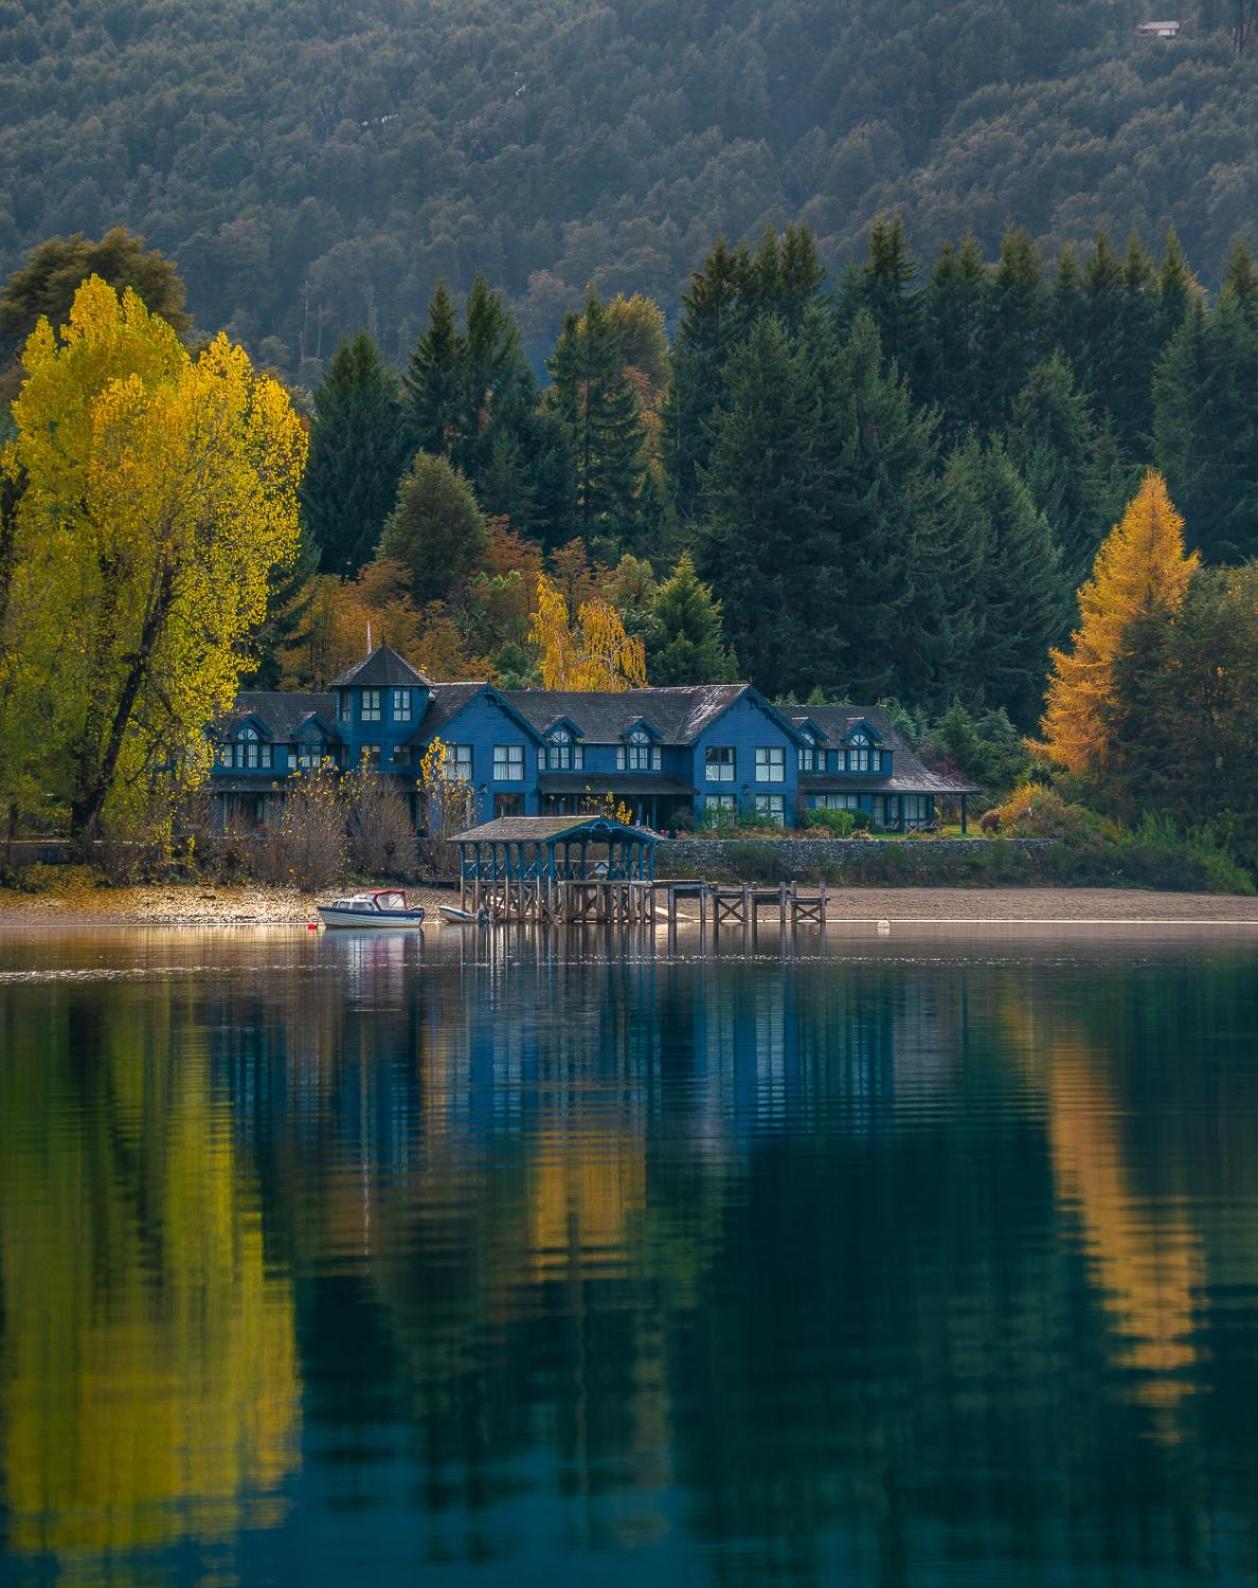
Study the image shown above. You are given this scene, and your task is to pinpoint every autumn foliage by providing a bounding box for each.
[530,574,647,691]
[1039,472,1199,777]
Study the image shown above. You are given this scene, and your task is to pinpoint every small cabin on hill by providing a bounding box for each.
[1136,19,1181,37]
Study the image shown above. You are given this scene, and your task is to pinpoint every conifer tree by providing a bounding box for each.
[301,331,411,575]
[547,286,650,553]
[377,452,488,606]
[918,235,990,439]
[1007,352,1129,594]
[646,553,737,684]
[1039,471,1198,777]
[1154,290,1258,562]
[1157,227,1197,345]
[982,227,1048,422]
[839,215,922,375]
[1051,246,1087,361]
[699,316,830,698]
[404,282,463,459]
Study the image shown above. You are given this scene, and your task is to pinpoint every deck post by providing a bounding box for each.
[961,794,968,836]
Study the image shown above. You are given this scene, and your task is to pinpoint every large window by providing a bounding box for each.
[705,746,735,782]
[754,793,785,825]
[755,746,785,783]
[903,795,930,824]
[494,792,525,817]
[298,741,324,770]
[494,744,525,781]
[810,793,858,810]
[392,688,412,722]
[361,689,381,723]
[236,728,271,770]
[704,794,736,812]
[448,743,473,782]
[618,729,660,772]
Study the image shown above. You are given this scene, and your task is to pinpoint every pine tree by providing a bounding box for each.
[1157,227,1198,345]
[647,553,737,684]
[547,286,649,554]
[839,215,923,376]
[301,332,411,575]
[1007,352,1130,594]
[403,282,464,458]
[699,316,831,698]
[982,226,1048,423]
[919,234,990,440]
[1039,471,1198,777]
[958,438,1064,727]
[377,452,488,605]
[662,236,754,524]
[1154,291,1258,562]
[1051,246,1087,362]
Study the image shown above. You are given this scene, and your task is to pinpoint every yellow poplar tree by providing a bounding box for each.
[530,573,647,690]
[1039,471,1198,776]
[4,277,305,842]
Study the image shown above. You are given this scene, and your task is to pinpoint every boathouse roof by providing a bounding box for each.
[455,815,657,845]
[329,645,432,690]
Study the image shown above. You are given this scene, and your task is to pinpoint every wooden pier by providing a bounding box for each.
[653,878,829,933]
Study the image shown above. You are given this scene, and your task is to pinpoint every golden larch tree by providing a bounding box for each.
[1039,471,1198,776]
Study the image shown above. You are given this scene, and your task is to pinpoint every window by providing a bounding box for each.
[798,736,816,772]
[810,793,858,811]
[705,746,735,782]
[361,745,381,768]
[754,793,785,825]
[494,792,525,817]
[543,727,582,770]
[392,689,412,722]
[298,741,323,770]
[218,744,234,769]
[618,729,660,772]
[705,794,736,812]
[361,688,381,722]
[448,743,473,782]
[260,744,272,769]
[338,692,350,723]
[494,744,525,781]
[904,795,930,824]
[755,746,785,783]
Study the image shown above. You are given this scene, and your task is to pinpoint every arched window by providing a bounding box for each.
[618,727,660,772]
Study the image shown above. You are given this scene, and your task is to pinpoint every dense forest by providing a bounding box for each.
[4,0,1258,376]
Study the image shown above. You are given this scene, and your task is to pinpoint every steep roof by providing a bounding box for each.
[784,704,982,794]
[502,684,751,744]
[417,681,491,736]
[329,645,432,689]
[212,691,339,741]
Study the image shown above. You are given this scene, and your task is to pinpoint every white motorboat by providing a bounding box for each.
[317,889,426,928]
[439,904,489,925]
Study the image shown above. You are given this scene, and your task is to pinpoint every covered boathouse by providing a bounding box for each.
[456,815,657,923]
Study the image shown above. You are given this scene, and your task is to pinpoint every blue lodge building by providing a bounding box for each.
[210,646,979,832]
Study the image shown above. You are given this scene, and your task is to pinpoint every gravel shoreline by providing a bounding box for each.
[1,882,1256,927]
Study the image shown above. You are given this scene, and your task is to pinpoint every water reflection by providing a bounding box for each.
[1,927,1257,1584]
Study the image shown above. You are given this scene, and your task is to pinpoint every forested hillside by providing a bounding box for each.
[3,0,1258,375]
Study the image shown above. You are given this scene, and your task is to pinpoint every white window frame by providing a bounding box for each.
[754,793,785,825]
[704,794,736,812]
[361,688,382,723]
[448,743,473,782]
[755,746,785,784]
[811,793,858,811]
[392,688,412,722]
[705,746,735,783]
[494,744,525,781]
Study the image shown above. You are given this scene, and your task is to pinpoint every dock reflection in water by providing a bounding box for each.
[1,924,1257,1585]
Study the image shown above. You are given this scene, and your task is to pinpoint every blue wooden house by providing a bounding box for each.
[209,646,979,833]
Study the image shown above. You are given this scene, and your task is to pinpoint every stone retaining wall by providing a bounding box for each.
[654,836,1048,884]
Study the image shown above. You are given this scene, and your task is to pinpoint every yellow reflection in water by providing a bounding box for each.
[1004,992,1202,1437]
[529,1125,647,1281]
[0,986,300,1565]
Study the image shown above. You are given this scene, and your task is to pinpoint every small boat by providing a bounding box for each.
[317,889,425,929]
[439,904,489,925]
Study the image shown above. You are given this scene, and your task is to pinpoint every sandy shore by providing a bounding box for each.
[0,881,1256,927]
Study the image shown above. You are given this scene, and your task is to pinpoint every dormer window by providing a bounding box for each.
[236,724,271,770]
[798,730,816,772]
[361,688,381,723]
[541,726,583,771]
[617,728,660,772]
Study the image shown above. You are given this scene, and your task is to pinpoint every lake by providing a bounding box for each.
[1,923,1257,1586]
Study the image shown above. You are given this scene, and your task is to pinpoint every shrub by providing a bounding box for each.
[993,782,1117,845]
[255,768,346,889]
[802,807,857,837]
[344,771,419,879]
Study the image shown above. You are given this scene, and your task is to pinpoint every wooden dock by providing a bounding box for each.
[652,878,829,935]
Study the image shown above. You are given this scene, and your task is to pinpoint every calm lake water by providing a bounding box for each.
[2,923,1258,1586]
